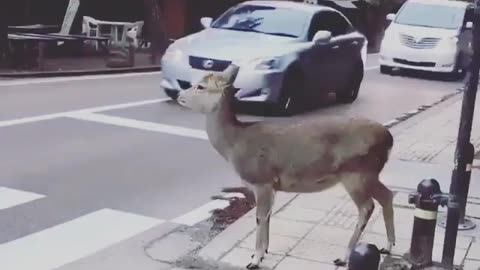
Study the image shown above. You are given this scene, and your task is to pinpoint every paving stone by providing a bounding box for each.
[268,217,315,239]
[393,192,412,208]
[304,224,353,247]
[289,193,346,212]
[433,232,473,250]
[275,205,328,223]
[463,259,480,270]
[239,233,301,255]
[288,238,346,264]
[368,208,414,240]
[221,247,283,269]
[145,232,201,263]
[274,256,338,270]
[467,243,480,260]
[432,245,467,267]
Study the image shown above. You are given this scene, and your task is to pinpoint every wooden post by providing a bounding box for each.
[143,0,168,64]
[0,0,7,63]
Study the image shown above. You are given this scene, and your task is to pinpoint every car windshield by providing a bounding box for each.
[210,4,309,38]
[394,2,465,29]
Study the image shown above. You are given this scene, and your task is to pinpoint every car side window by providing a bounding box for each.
[307,10,352,40]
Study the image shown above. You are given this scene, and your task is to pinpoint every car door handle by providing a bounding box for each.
[352,41,359,45]
[332,45,340,49]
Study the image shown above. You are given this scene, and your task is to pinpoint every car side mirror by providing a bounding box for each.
[465,21,473,29]
[200,17,213,28]
[386,13,395,21]
[313,30,332,43]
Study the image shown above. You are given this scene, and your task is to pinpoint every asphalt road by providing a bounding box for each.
[0,56,464,270]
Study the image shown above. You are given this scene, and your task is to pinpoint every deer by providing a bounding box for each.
[176,64,396,269]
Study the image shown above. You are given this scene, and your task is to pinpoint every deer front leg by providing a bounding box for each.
[246,184,275,270]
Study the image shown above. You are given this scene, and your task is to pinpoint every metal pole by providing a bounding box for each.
[441,0,480,266]
[438,142,476,231]
[458,142,476,229]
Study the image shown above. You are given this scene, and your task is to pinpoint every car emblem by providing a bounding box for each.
[202,59,214,69]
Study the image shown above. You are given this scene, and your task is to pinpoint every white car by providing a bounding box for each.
[160,1,368,115]
[379,0,473,78]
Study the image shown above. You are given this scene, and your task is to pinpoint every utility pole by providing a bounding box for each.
[441,0,480,267]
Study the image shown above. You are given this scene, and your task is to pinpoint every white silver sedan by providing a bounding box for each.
[160,0,368,115]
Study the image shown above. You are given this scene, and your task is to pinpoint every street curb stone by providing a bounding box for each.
[198,193,298,262]
[0,65,161,78]
[383,87,464,129]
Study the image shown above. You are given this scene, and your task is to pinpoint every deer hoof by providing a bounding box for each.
[246,263,260,269]
[333,258,347,266]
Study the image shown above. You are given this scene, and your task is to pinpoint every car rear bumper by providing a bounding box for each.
[160,56,285,104]
[379,45,457,72]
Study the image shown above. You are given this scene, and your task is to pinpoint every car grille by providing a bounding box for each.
[399,34,440,49]
[393,58,436,67]
[189,56,231,72]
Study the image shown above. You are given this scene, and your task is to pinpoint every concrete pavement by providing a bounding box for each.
[0,56,471,270]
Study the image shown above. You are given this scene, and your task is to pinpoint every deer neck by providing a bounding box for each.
[205,87,242,160]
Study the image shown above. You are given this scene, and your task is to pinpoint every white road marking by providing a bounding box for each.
[0,208,164,270]
[366,65,380,71]
[0,98,169,128]
[67,112,208,140]
[0,72,162,87]
[0,187,45,210]
[171,200,230,226]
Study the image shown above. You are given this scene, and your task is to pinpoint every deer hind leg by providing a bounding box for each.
[371,179,395,254]
[334,177,375,266]
[246,184,276,270]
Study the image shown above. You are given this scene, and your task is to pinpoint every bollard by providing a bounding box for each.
[348,242,380,270]
[406,178,448,268]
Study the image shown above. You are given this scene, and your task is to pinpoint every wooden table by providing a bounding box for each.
[7,33,56,70]
[8,24,60,34]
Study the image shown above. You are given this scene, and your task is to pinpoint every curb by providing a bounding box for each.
[0,65,161,78]
[198,192,298,262]
[382,86,464,129]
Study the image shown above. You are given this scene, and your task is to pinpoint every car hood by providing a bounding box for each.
[388,23,459,38]
[171,28,307,60]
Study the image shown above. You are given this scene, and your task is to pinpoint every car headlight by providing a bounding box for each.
[437,36,458,50]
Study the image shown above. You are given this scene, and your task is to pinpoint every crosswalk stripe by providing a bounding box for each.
[67,112,208,140]
[171,199,230,226]
[0,208,164,270]
[0,187,45,210]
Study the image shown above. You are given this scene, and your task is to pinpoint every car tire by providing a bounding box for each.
[164,88,179,100]
[449,54,467,81]
[337,60,363,104]
[380,65,393,75]
[273,65,304,116]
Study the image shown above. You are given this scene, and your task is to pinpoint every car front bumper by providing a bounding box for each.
[160,56,285,104]
[379,43,458,73]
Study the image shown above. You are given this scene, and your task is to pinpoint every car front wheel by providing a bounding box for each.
[273,65,304,116]
[337,60,363,104]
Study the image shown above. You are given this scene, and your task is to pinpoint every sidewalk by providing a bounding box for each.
[178,91,480,270]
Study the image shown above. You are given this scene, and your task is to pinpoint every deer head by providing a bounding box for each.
[177,64,240,113]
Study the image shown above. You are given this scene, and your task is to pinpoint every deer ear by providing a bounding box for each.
[222,64,240,85]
